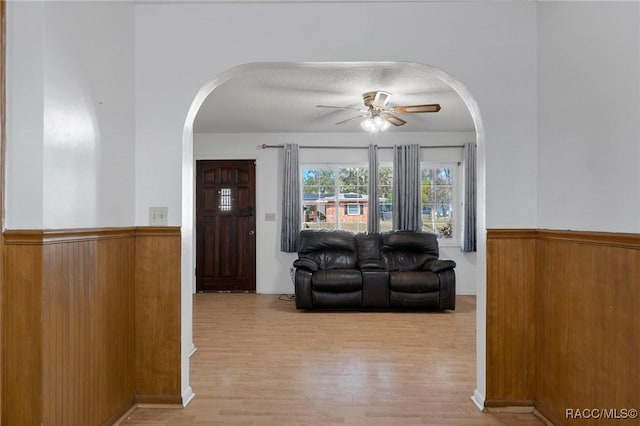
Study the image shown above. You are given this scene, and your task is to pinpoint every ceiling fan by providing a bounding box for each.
[316,90,441,133]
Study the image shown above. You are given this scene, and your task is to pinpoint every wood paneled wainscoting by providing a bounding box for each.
[1,227,182,425]
[134,227,182,404]
[486,229,640,425]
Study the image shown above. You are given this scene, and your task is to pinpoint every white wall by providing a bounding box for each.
[5,0,135,230]
[194,131,477,295]
[537,1,640,233]
[135,1,538,229]
[6,1,45,229]
[135,0,536,407]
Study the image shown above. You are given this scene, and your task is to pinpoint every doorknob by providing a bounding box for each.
[249,230,255,236]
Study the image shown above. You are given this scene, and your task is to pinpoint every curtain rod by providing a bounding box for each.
[260,144,466,150]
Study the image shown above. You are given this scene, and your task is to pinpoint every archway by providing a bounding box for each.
[180,61,488,407]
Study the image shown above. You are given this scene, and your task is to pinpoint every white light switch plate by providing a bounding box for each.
[149,207,168,226]
[265,212,276,221]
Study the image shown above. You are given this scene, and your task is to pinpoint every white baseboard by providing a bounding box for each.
[182,386,196,407]
[470,389,485,412]
[113,388,196,423]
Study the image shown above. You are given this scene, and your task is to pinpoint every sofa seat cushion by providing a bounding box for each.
[390,290,439,308]
[312,290,361,308]
[389,271,439,293]
[312,269,362,292]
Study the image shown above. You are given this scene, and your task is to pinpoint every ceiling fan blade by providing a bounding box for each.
[381,113,407,127]
[316,104,367,112]
[391,104,441,114]
[335,114,368,125]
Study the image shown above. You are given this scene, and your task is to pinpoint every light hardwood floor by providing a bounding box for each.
[122,294,542,425]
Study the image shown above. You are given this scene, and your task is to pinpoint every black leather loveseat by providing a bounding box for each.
[293,229,456,311]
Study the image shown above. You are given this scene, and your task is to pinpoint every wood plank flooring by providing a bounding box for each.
[121,294,542,425]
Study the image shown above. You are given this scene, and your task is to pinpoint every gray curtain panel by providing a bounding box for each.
[367,144,380,233]
[280,143,301,252]
[392,144,422,231]
[462,142,477,252]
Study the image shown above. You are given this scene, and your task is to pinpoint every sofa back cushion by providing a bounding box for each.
[297,229,358,269]
[355,232,381,260]
[380,231,439,271]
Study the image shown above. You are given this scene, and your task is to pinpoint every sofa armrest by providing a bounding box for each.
[358,258,386,270]
[293,258,319,272]
[422,259,457,273]
[437,269,456,310]
[294,269,313,309]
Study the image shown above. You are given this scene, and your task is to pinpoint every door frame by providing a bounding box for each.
[193,157,258,293]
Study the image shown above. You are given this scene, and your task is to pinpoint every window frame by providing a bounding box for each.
[419,161,461,246]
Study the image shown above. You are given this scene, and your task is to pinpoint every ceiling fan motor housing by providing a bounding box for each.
[363,90,391,108]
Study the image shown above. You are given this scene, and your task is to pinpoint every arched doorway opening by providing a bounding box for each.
[180,61,488,406]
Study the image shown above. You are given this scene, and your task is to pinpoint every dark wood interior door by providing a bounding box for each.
[196,160,256,292]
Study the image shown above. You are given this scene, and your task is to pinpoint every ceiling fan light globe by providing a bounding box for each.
[361,118,379,133]
[374,116,390,131]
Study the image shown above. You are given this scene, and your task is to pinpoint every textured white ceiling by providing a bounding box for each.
[193,62,475,133]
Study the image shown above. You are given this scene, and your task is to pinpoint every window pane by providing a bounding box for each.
[422,168,434,185]
[219,188,232,211]
[436,167,453,185]
[338,167,367,232]
[302,166,367,232]
[421,167,454,239]
[338,167,368,196]
[303,168,335,195]
[303,168,335,229]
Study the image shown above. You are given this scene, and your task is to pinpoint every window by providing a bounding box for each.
[421,166,456,239]
[219,188,232,211]
[301,159,460,242]
[345,203,363,215]
[302,166,368,232]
